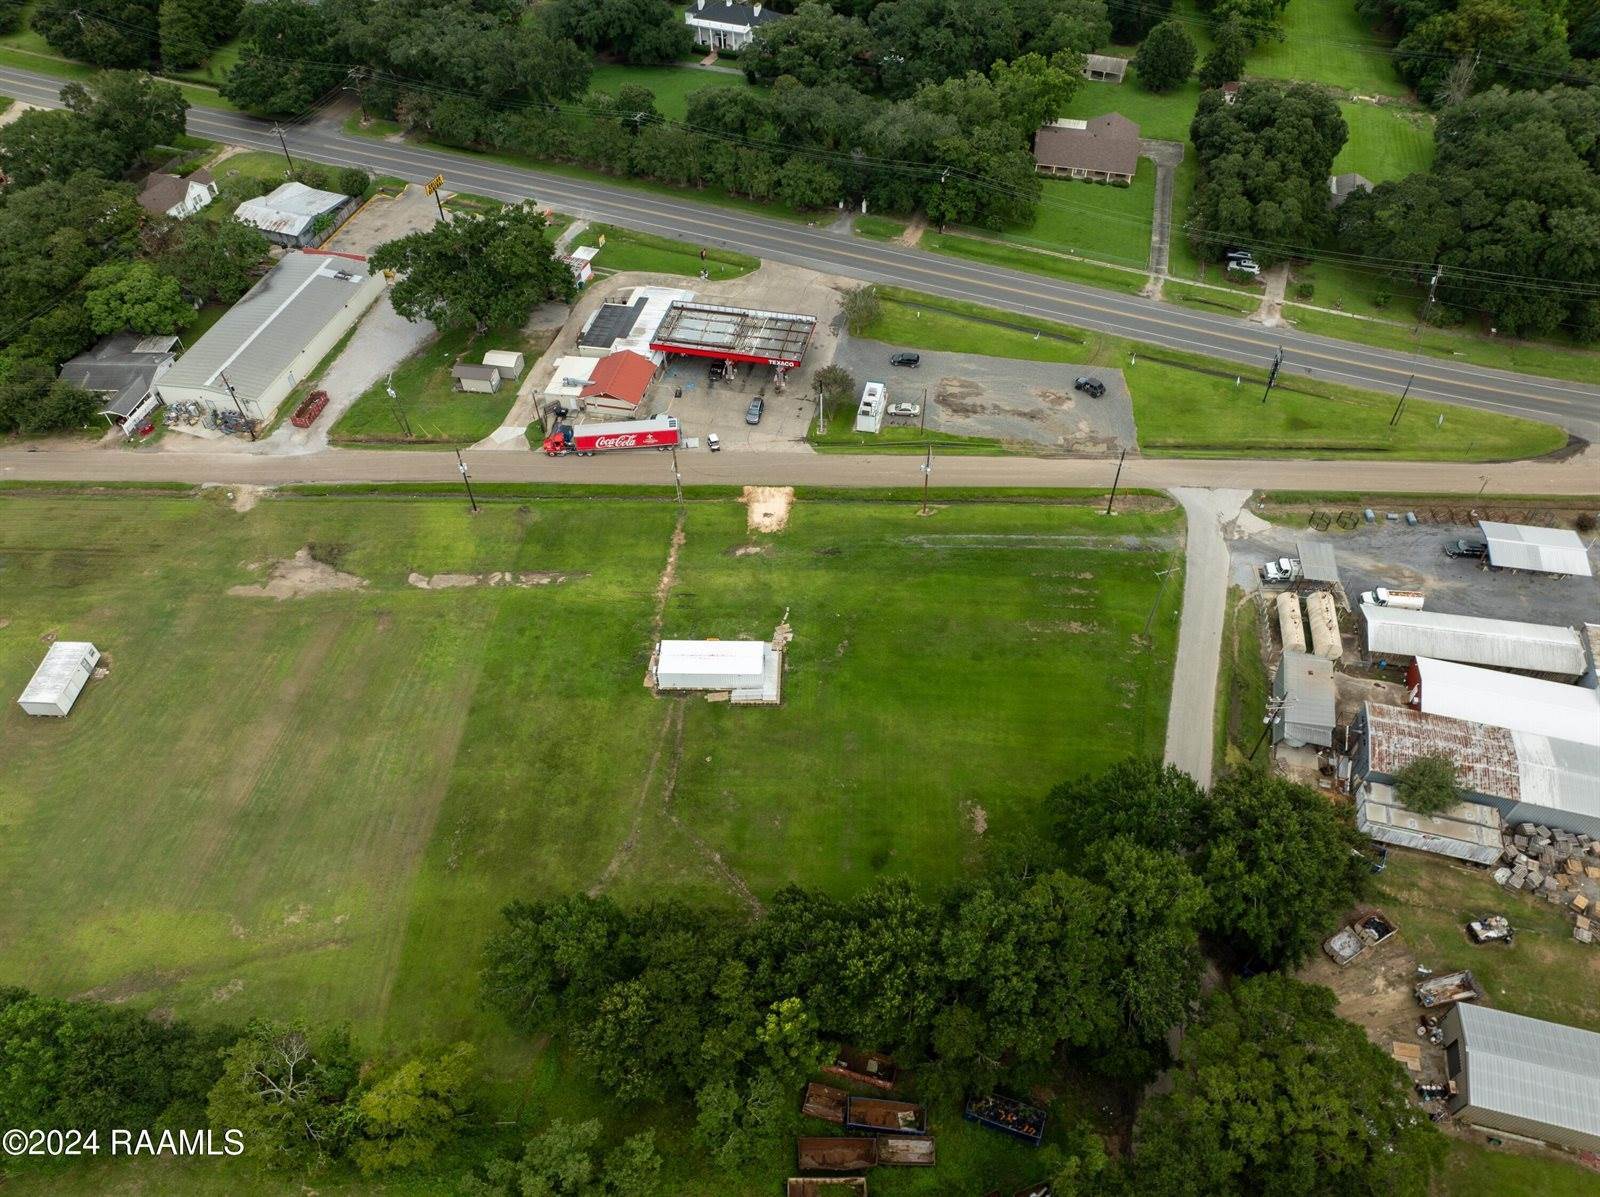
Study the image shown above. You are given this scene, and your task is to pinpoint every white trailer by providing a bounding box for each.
[855,383,885,434]
[18,641,100,717]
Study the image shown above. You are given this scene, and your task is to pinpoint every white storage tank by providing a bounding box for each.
[1277,592,1307,655]
[18,641,100,717]
[1306,591,1342,661]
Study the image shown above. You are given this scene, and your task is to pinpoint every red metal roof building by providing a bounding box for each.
[649,301,816,367]
[580,350,657,413]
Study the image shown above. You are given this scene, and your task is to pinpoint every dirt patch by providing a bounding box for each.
[229,547,368,600]
[39,630,57,643]
[405,569,586,590]
[91,652,113,680]
[744,485,794,533]
[72,969,184,1005]
[727,544,770,558]
[968,803,989,835]
[227,485,266,513]
[210,979,245,1003]
[836,639,849,657]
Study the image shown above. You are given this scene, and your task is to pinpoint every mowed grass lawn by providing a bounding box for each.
[573,222,759,280]
[588,63,751,121]
[1248,0,1409,95]
[331,326,550,445]
[996,162,1157,270]
[0,489,1182,1057]
[1058,78,1200,144]
[1333,102,1434,182]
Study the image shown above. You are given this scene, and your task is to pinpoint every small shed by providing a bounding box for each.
[451,363,502,393]
[19,641,100,717]
[656,640,770,691]
[1442,1004,1600,1152]
[855,382,885,433]
[1479,521,1594,577]
[1328,172,1373,208]
[1356,780,1503,865]
[580,350,656,414]
[482,349,525,379]
[1273,651,1335,748]
[1082,53,1128,82]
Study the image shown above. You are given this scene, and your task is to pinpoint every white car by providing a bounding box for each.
[887,402,920,418]
[1227,261,1261,277]
[705,432,721,451]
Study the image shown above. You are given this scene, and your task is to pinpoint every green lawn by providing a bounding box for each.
[1163,279,1259,315]
[1440,1140,1600,1197]
[1333,102,1434,183]
[203,149,294,220]
[571,222,758,280]
[330,326,548,446]
[810,418,1007,455]
[0,488,1183,1193]
[995,161,1157,271]
[1213,587,1268,773]
[856,288,1567,461]
[1247,0,1409,96]
[1057,77,1201,145]
[923,231,1148,293]
[854,214,908,240]
[587,63,751,121]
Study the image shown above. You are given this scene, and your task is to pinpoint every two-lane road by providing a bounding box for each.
[3,64,1596,439]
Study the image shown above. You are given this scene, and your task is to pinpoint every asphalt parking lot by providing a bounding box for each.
[831,338,1137,453]
[649,355,815,451]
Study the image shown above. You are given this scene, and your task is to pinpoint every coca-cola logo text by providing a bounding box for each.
[590,433,666,449]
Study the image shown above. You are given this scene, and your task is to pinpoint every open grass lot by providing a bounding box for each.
[1057,77,1200,144]
[858,288,1565,461]
[924,230,1148,293]
[588,63,751,121]
[997,163,1156,270]
[0,488,1182,1194]
[572,222,759,280]
[1440,1140,1600,1196]
[854,213,908,240]
[1247,0,1409,96]
[1163,279,1259,315]
[810,417,1007,454]
[1333,102,1434,183]
[331,326,552,445]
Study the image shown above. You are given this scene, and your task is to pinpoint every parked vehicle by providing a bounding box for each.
[887,402,920,418]
[1360,587,1426,610]
[745,397,764,425]
[1415,969,1481,1008]
[1073,376,1106,398]
[890,352,921,367]
[1260,557,1302,583]
[1446,538,1489,559]
[541,415,681,457]
[1227,261,1262,277]
[1467,915,1514,945]
[705,432,721,451]
[1323,912,1398,967]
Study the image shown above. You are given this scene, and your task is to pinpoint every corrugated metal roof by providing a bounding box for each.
[1356,781,1502,864]
[1362,605,1585,676]
[1295,539,1340,585]
[19,642,98,706]
[1454,1005,1600,1143]
[1414,657,1600,745]
[1479,521,1594,577]
[1508,731,1600,815]
[657,640,766,676]
[1275,651,1335,727]
[234,182,351,238]
[157,253,375,405]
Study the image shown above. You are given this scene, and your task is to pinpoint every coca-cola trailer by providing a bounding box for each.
[542,415,681,457]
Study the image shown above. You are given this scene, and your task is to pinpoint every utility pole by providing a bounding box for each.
[1259,346,1284,405]
[1142,566,1179,639]
[1389,374,1414,427]
[816,387,826,436]
[1247,698,1286,761]
[271,123,296,174]
[919,386,928,433]
[670,445,683,504]
[920,444,932,515]
[1104,448,1127,516]
[219,371,255,441]
[385,373,411,438]
[455,450,478,513]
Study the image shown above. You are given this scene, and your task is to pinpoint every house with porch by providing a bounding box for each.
[684,0,784,50]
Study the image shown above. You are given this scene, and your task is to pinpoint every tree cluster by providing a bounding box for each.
[0,71,186,189]
[1334,85,1600,339]
[1358,0,1592,105]
[1185,81,1349,266]
[31,0,241,73]
[462,1118,663,1196]
[1133,20,1196,92]
[1197,0,1288,46]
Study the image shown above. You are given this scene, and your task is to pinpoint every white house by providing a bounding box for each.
[684,0,785,51]
[137,169,218,219]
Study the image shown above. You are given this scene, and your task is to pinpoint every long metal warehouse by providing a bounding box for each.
[1407,657,1600,745]
[1442,1004,1600,1153]
[1362,605,1586,677]
[1479,520,1594,577]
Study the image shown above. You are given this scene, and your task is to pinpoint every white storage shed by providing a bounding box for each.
[656,640,769,691]
[18,641,100,717]
[855,383,885,433]
[1479,521,1593,577]
[482,349,526,379]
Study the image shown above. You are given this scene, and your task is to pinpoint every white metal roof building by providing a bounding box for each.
[1294,538,1340,587]
[1362,605,1586,677]
[1409,657,1600,745]
[1479,521,1594,577]
[18,642,100,717]
[655,640,781,703]
[1272,651,1335,748]
[156,252,384,423]
[233,182,357,248]
[1442,1004,1600,1152]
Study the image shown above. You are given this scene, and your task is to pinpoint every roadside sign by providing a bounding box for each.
[423,174,445,195]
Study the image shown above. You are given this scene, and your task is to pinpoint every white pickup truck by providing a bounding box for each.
[1260,557,1302,583]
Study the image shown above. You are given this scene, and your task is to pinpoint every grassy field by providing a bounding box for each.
[1248,0,1409,95]
[1440,1140,1600,1196]
[0,489,1182,1193]
[924,231,1149,293]
[572,222,759,280]
[1057,77,1201,144]
[1333,102,1434,183]
[1213,588,1268,773]
[330,327,550,445]
[1163,279,1259,315]
[854,214,908,240]
[587,63,751,121]
[997,164,1157,270]
[856,288,1567,461]
[809,416,1007,454]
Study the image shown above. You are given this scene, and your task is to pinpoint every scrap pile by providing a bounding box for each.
[1494,822,1600,944]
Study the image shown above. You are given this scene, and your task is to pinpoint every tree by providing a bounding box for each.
[1039,0,1112,56]
[1046,757,1207,863]
[61,72,188,168]
[1133,20,1196,92]
[1135,975,1446,1196]
[207,1020,362,1166]
[1198,17,1248,87]
[159,0,210,68]
[745,2,875,89]
[32,0,159,67]
[1199,0,1289,45]
[350,1043,475,1175]
[1396,754,1462,815]
[840,286,881,333]
[0,110,123,188]
[371,203,576,333]
[467,1118,663,1196]
[148,217,269,304]
[1395,0,1571,104]
[83,261,193,335]
[1109,0,1171,43]
[774,155,842,209]
[0,0,24,34]
[548,0,691,64]
[1197,770,1369,968]
[221,0,342,115]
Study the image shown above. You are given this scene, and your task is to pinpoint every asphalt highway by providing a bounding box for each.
[3,64,1597,441]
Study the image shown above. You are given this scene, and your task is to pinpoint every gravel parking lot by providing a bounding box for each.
[831,338,1137,454]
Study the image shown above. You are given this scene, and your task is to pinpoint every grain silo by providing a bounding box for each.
[1306,591,1343,661]
[1276,592,1307,654]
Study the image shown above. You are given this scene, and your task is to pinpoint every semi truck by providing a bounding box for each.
[541,415,681,457]
[1360,587,1426,610]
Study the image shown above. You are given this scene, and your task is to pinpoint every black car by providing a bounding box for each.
[1073,376,1106,398]
[890,352,920,367]
[1445,538,1489,559]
